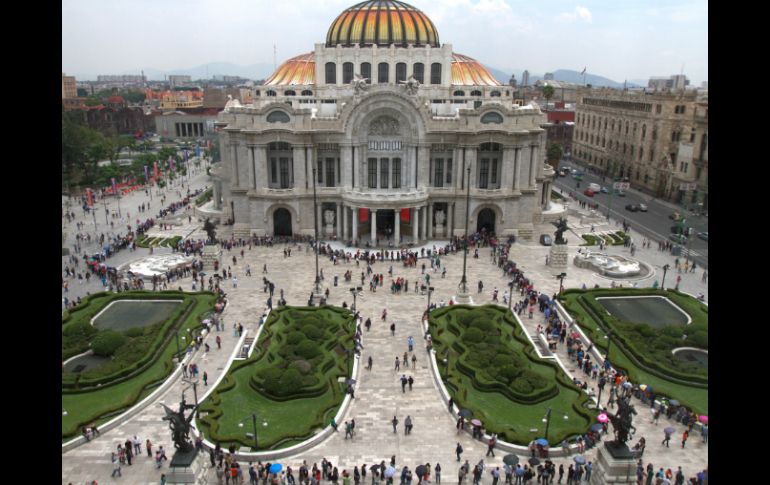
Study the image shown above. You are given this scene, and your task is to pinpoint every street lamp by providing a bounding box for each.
[311,167,322,295]
[350,287,361,311]
[239,413,268,451]
[542,408,569,443]
[426,286,435,311]
[661,264,670,290]
[555,273,567,294]
[596,329,613,409]
[458,165,472,297]
[508,281,515,311]
[182,378,199,419]
[443,349,450,377]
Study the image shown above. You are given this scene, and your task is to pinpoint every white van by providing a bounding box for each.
[588,183,601,192]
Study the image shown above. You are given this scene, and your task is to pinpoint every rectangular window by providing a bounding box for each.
[392,158,401,188]
[368,158,377,188]
[479,159,489,188]
[279,158,290,188]
[413,63,424,84]
[430,63,442,85]
[434,158,444,187]
[396,63,407,83]
[446,158,452,184]
[361,63,372,83]
[325,157,335,187]
[490,158,498,185]
[317,160,323,184]
[378,63,389,83]
[380,158,389,188]
[271,158,277,183]
[343,62,354,84]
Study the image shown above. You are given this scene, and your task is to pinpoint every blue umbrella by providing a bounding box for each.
[574,455,586,465]
[535,438,549,446]
[270,464,283,474]
[590,423,604,433]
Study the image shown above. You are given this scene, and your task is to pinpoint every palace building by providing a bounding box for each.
[214,0,555,243]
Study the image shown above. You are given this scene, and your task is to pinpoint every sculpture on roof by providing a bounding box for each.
[399,75,420,96]
[223,94,242,112]
[351,73,369,94]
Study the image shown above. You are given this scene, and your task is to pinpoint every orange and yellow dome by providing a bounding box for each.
[326,1,439,48]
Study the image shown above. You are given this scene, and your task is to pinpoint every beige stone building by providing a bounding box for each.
[214,0,555,242]
[572,88,708,208]
[62,73,77,99]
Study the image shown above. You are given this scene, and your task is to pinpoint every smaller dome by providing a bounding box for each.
[451,54,501,86]
[264,52,315,86]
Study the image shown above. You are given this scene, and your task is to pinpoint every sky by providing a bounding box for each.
[62,0,707,84]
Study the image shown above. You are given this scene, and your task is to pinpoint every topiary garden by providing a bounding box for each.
[197,306,355,450]
[429,305,597,445]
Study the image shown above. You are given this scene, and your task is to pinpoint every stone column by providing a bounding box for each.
[352,209,358,242]
[255,145,268,192]
[420,206,427,240]
[466,147,477,188]
[412,207,419,242]
[513,147,522,191]
[370,209,377,243]
[394,209,400,243]
[530,145,538,188]
[230,144,240,188]
[317,203,323,236]
[213,181,221,209]
[342,204,348,239]
[503,146,515,191]
[341,143,352,189]
[418,145,430,187]
[447,203,453,237]
[337,202,343,237]
[247,145,257,190]
[427,203,433,239]
[293,146,306,190]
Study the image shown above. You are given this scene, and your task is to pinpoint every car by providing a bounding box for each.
[668,233,688,244]
[669,212,682,221]
[558,170,567,177]
[615,190,626,197]
[588,183,601,192]
[697,232,708,241]
[600,186,609,194]
[539,234,552,246]
[583,188,595,197]
[625,204,639,212]
[638,203,648,212]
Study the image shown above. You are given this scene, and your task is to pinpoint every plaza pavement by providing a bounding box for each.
[62,174,708,483]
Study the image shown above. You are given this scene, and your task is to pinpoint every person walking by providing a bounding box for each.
[584,462,592,482]
[216,335,221,349]
[701,423,708,443]
[401,374,408,393]
[395,356,401,371]
[455,443,464,461]
[662,429,672,447]
[486,434,496,457]
[146,439,153,457]
[203,371,208,386]
[681,429,689,448]
[390,323,396,336]
[435,464,441,484]
[392,416,399,433]
[404,415,413,435]
[408,375,414,391]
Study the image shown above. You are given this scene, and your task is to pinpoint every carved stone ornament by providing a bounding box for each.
[324,209,336,226]
[369,116,400,136]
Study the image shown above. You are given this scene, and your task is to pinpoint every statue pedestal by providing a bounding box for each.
[201,244,222,271]
[167,448,208,484]
[548,243,569,269]
[590,443,637,484]
[324,224,335,236]
[434,224,445,238]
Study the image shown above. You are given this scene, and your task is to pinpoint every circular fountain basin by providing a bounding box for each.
[672,347,708,369]
[63,351,111,373]
[120,254,194,279]
[573,250,649,279]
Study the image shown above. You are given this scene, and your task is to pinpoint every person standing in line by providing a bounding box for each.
[203,371,208,386]
[408,375,414,391]
[395,357,400,371]
[435,464,441,484]
[401,375,408,393]
[584,462,592,482]
[133,435,141,456]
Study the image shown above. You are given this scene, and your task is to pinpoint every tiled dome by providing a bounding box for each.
[326,1,439,48]
[264,52,315,86]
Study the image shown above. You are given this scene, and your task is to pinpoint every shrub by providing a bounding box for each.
[464,328,484,343]
[295,340,320,359]
[290,360,312,375]
[286,331,305,345]
[91,330,127,356]
[278,368,304,393]
[301,324,323,340]
[125,327,145,338]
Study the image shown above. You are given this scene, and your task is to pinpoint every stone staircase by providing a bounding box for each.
[239,336,255,359]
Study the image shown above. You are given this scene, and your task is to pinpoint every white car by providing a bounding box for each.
[638,203,648,212]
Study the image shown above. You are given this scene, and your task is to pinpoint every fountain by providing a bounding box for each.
[119,254,194,280]
[573,250,649,278]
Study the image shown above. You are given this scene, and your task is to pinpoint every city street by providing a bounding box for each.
[553,160,708,269]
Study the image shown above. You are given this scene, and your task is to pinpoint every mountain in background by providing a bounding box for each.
[483,66,642,89]
[129,62,277,81]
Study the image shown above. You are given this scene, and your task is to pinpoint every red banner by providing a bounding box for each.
[359,208,369,223]
[86,188,93,207]
[400,208,411,223]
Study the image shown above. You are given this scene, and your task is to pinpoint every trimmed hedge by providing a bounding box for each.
[91,330,126,356]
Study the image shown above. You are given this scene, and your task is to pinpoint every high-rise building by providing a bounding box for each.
[648,74,690,91]
[214,0,554,241]
[168,75,193,88]
[521,70,530,87]
[572,87,707,206]
[62,73,77,99]
[543,72,554,81]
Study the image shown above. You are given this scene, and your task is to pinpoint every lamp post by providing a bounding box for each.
[182,378,199,419]
[350,287,358,311]
[661,264,670,290]
[596,329,613,409]
[427,286,435,311]
[443,348,450,377]
[103,197,109,225]
[312,167,322,295]
[542,408,569,443]
[458,165,472,298]
[508,281,515,311]
[239,413,267,451]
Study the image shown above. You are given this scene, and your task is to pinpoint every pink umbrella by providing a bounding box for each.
[698,415,708,424]
[597,413,609,423]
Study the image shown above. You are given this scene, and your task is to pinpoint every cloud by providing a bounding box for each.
[558,6,593,23]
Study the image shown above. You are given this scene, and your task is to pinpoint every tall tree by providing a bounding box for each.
[542,85,555,103]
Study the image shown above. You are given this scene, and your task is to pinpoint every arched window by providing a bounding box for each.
[266,111,290,123]
[490,91,501,97]
[301,90,313,96]
[396,62,407,83]
[378,62,389,83]
[361,62,372,83]
[413,62,424,83]
[266,90,277,97]
[641,124,647,140]
[284,90,296,96]
[453,90,465,96]
[325,62,336,84]
[603,118,607,130]
[480,112,503,124]
[470,90,482,96]
[430,63,441,84]
[625,121,629,134]
[611,119,615,131]
[633,122,637,135]
[342,62,354,84]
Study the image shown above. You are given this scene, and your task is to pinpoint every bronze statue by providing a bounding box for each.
[203,218,217,244]
[161,397,198,452]
[553,218,569,244]
[606,396,637,445]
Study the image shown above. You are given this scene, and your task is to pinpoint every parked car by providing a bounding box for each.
[669,211,682,221]
[697,232,708,241]
[539,234,552,246]
[638,203,648,212]
[625,204,639,212]
[559,170,568,177]
[583,188,595,197]
[668,233,688,244]
[600,186,609,194]
[615,190,626,197]
[588,183,601,192]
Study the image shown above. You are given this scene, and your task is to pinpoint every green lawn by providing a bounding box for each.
[62,291,217,439]
[559,289,708,414]
[430,305,597,445]
[197,306,354,450]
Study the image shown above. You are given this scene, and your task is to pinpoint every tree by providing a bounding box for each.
[546,144,563,168]
[542,84,555,103]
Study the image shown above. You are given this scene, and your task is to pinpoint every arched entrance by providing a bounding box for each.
[273,208,292,236]
[477,208,496,234]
